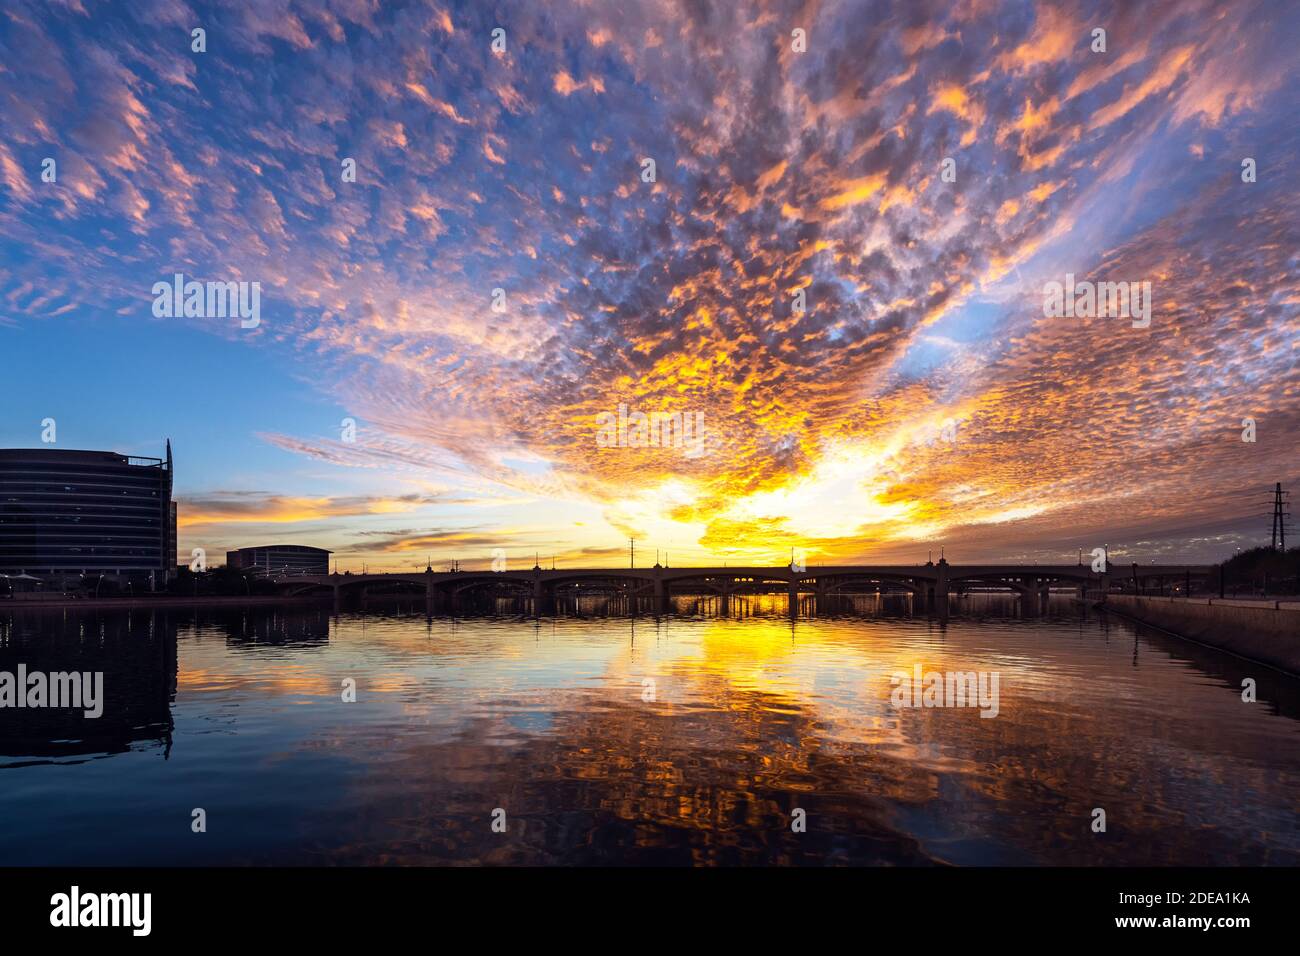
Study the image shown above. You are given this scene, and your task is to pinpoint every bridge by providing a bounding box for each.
[272,560,1215,616]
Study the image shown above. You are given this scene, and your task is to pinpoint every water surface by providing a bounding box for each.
[2,596,1298,865]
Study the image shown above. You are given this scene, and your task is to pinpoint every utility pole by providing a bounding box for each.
[629,538,636,569]
[1270,482,1290,551]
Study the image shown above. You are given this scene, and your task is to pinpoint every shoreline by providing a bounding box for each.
[1098,595,1300,676]
[0,594,330,611]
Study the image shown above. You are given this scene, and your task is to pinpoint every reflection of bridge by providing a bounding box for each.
[274,560,1214,616]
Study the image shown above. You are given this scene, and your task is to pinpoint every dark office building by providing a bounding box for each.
[226,545,330,577]
[0,443,175,583]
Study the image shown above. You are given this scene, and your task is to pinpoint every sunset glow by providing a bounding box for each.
[1,0,1295,571]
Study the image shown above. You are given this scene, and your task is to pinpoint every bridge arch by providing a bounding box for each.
[804,572,932,595]
[666,572,784,590]
[545,571,657,590]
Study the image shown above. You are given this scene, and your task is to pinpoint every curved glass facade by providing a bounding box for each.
[0,447,174,577]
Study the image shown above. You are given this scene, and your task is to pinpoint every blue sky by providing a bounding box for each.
[1,0,1297,569]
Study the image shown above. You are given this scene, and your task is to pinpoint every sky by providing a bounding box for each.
[0,0,1296,571]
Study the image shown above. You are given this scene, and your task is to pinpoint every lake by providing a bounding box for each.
[2,595,1298,865]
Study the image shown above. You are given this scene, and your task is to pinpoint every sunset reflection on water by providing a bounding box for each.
[2,596,1298,865]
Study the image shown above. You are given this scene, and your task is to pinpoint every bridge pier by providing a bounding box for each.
[653,572,667,616]
[532,575,553,616]
[1017,580,1041,616]
[934,558,949,619]
[787,579,798,617]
